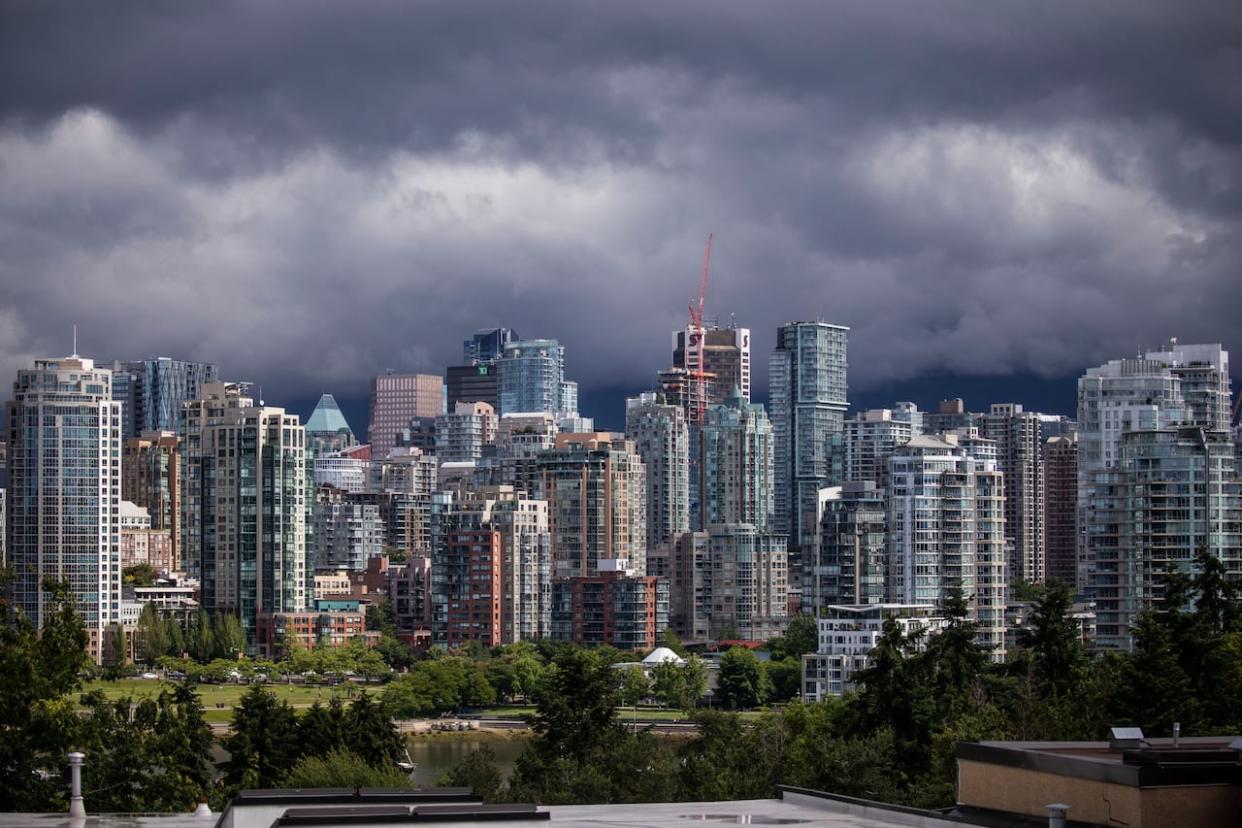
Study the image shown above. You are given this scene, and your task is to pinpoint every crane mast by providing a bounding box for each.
[687,233,713,425]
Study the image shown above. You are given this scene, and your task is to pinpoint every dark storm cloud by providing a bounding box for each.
[1,0,1239,413]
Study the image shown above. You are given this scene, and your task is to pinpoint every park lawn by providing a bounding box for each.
[79,679,369,711]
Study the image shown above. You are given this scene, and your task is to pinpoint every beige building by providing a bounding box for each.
[957,736,1242,828]
[367,371,444,460]
[537,432,647,578]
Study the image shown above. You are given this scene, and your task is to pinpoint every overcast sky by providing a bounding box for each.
[1,1,1239,423]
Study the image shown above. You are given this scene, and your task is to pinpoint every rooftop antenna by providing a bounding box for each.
[72,324,78,358]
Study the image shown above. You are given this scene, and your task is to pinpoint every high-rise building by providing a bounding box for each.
[810,481,887,611]
[672,324,752,404]
[113,357,219,440]
[496,339,577,416]
[887,433,1008,658]
[1043,434,1078,588]
[625,392,690,548]
[537,432,647,578]
[1088,427,1241,650]
[1077,343,1234,649]
[181,383,308,649]
[305,393,357,456]
[769,321,849,559]
[313,488,385,571]
[484,412,558,496]
[122,430,181,570]
[842,404,922,490]
[367,372,444,460]
[700,387,774,530]
[659,524,788,641]
[446,364,500,410]
[435,401,497,463]
[550,558,669,650]
[6,355,122,661]
[983,404,1046,584]
[463,327,519,365]
[923,398,980,435]
[431,486,551,646]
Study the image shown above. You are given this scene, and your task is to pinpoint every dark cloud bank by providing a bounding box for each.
[1,0,1239,427]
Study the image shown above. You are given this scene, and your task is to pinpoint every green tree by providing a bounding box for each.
[123,563,157,586]
[220,685,299,788]
[923,589,990,717]
[780,613,820,659]
[1112,612,1199,736]
[136,602,167,665]
[660,628,688,658]
[150,683,214,810]
[717,647,771,709]
[848,618,934,773]
[188,608,216,664]
[763,657,802,703]
[283,749,414,789]
[651,656,708,712]
[0,577,89,811]
[213,612,246,659]
[345,693,404,767]
[298,696,348,757]
[619,665,650,707]
[440,746,503,802]
[1013,581,1086,697]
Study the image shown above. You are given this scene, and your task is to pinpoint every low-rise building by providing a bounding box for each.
[801,604,947,701]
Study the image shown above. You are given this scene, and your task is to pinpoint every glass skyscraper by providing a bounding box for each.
[497,338,578,417]
[768,321,849,563]
[114,357,219,440]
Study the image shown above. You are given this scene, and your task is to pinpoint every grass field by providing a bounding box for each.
[81,682,768,724]
[79,679,365,711]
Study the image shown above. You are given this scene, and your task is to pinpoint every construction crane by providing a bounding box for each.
[687,233,714,425]
[1232,391,1242,428]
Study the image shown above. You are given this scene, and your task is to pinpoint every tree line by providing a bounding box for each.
[444,550,1242,808]
[5,550,1241,813]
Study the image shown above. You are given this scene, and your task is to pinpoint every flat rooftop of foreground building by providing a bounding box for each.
[956,736,1242,828]
[0,785,989,828]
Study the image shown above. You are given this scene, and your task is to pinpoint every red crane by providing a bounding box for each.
[687,233,714,425]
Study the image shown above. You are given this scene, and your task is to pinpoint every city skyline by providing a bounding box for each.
[1,2,1239,421]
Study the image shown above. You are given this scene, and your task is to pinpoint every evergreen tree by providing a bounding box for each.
[345,693,404,767]
[298,696,348,757]
[151,683,214,810]
[214,612,246,659]
[136,602,167,665]
[923,589,989,716]
[1113,612,1199,736]
[1014,581,1086,697]
[220,685,299,788]
[0,577,89,811]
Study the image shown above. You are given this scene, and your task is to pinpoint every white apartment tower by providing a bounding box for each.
[1078,343,1236,650]
[887,433,1008,658]
[6,356,123,661]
